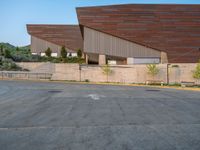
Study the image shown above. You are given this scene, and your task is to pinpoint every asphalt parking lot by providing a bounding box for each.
[0,80,200,150]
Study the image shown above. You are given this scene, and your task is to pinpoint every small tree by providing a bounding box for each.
[77,49,82,58]
[4,49,11,58]
[0,45,4,56]
[102,64,112,82]
[147,64,159,80]
[60,46,67,58]
[16,47,20,51]
[193,60,200,83]
[45,47,52,57]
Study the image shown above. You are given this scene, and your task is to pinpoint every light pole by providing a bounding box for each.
[167,63,171,85]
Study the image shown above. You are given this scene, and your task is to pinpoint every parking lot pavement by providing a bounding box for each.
[0,80,200,150]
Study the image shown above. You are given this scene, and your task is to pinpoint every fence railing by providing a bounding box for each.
[0,71,52,80]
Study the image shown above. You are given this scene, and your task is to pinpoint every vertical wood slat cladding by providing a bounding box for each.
[31,36,62,54]
[84,27,161,58]
[77,4,200,63]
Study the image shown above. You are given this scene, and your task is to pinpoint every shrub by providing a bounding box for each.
[60,46,67,58]
[0,45,4,56]
[102,64,112,82]
[147,64,159,80]
[45,47,52,57]
[16,47,20,51]
[4,49,11,58]
[85,79,90,82]
[0,59,24,71]
[171,65,179,68]
[77,49,82,58]
[168,83,181,87]
[193,60,200,79]
[68,53,72,57]
[0,57,2,65]
[51,58,61,63]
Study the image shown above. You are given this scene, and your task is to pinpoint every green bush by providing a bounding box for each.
[102,64,112,82]
[0,44,85,64]
[0,43,44,63]
[0,59,26,71]
[0,57,2,65]
[60,46,67,58]
[45,47,52,57]
[60,57,85,64]
[4,49,11,58]
[147,64,159,80]
[16,47,20,52]
[51,58,61,63]
[77,49,82,58]
[171,65,179,68]
[193,60,200,79]
[85,79,90,82]
[0,45,4,56]
[168,83,181,87]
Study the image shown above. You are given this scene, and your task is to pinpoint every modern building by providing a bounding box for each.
[27,25,83,57]
[76,4,200,64]
[27,4,200,64]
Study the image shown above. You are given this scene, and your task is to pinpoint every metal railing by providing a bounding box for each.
[0,71,52,80]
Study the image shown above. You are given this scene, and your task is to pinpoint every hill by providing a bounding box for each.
[0,43,30,51]
[0,42,15,50]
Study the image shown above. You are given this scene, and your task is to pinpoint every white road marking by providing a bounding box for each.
[87,94,105,100]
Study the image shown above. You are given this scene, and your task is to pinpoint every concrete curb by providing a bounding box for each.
[0,78,200,92]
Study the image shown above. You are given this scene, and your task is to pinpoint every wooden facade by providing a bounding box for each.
[77,4,200,63]
[27,25,83,54]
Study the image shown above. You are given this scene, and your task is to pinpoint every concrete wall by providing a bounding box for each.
[81,65,166,83]
[81,64,198,84]
[16,62,55,74]
[51,64,80,81]
[17,62,198,84]
[168,64,197,83]
[16,62,47,71]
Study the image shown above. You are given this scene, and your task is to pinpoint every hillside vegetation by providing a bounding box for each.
[0,43,36,62]
[0,43,30,71]
[0,43,85,64]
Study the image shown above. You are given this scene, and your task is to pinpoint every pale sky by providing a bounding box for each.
[0,0,199,46]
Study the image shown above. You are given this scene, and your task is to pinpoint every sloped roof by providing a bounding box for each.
[27,25,83,51]
[77,4,200,63]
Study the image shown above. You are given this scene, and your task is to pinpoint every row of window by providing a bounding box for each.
[107,58,160,65]
[32,52,78,57]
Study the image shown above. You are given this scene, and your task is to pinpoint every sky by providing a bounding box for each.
[0,0,200,46]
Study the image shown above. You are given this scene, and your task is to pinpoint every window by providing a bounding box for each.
[51,53,58,57]
[108,60,117,65]
[40,53,45,56]
[133,58,160,64]
[67,52,77,57]
[127,57,160,64]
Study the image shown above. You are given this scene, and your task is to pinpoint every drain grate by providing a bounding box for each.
[146,89,160,92]
[48,90,62,93]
